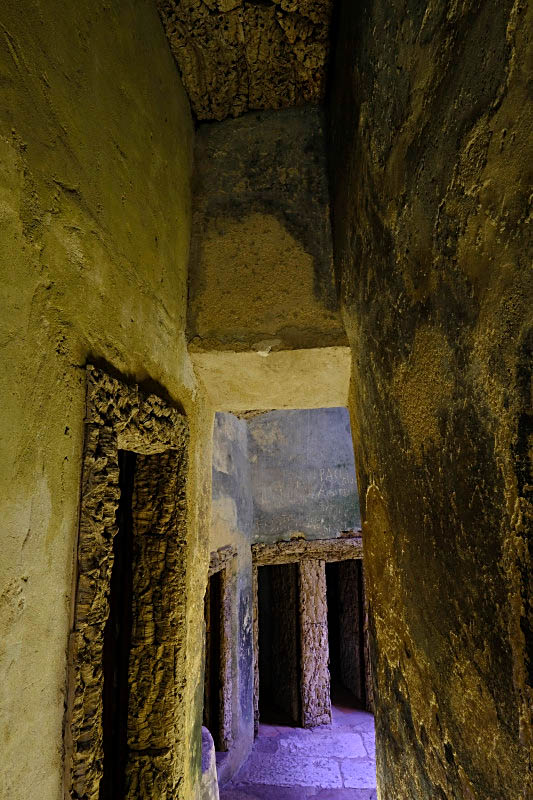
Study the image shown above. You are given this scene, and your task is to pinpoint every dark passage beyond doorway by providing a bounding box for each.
[204,570,224,751]
[326,560,367,708]
[258,563,301,726]
[100,450,137,800]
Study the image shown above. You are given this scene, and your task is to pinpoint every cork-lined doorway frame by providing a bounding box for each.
[204,545,236,753]
[251,535,368,734]
[64,366,189,800]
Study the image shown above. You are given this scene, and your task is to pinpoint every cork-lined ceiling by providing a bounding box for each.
[157,0,333,121]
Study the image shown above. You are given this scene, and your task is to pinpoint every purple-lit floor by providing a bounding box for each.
[219,703,376,800]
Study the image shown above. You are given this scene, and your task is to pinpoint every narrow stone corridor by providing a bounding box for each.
[220,702,376,800]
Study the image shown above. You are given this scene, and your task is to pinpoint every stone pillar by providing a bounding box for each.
[298,559,331,727]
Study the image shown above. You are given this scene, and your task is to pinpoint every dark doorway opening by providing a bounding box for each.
[100,450,137,800]
[204,570,225,751]
[258,563,301,726]
[326,560,367,709]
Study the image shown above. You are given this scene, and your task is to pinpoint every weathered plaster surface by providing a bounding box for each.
[0,4,212,799]
[248,408,360,541]
[157,1,333,121]
[189,109,344,354]
[330,1,533,797]
[191,346,351,411]
[210,414,255,784]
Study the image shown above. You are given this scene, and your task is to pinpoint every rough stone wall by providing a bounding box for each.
[0,4,213,799]
[298,560,331,728]
[249,408,360,541]
[157,0,333,121]
[330,1,532,797]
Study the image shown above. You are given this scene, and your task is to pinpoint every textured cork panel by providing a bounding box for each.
[157,0,333,121]
[298,560,331,727]
[208,544,237,577]
[219,566,234,751]
[126,450,188,798]
[64,367,189,800]
[252,536,363,565]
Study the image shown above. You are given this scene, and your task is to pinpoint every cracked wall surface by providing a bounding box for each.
[157,0,333,121]
[330,0,533,797]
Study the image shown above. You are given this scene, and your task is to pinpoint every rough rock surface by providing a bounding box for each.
[157,0,333,120]
[330,0,533,797]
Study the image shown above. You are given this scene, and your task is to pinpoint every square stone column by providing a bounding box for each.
[298,559,331,727]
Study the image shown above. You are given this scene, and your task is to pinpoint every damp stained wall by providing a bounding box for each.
[330,1,533,798]
[188,107,344,355]
[249,408,360,542]
[0,3,211,799]
[210,413,255,784]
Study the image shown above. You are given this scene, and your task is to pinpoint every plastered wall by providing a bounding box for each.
[210,413,255,784]
[330,1,532,797]
[0,3,212,798]
[249,408,360,541]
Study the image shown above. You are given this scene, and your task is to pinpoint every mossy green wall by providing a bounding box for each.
[330,1,532,798]
[0,3,209,798]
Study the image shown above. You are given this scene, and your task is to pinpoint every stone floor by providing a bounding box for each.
[219,702,376,800]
